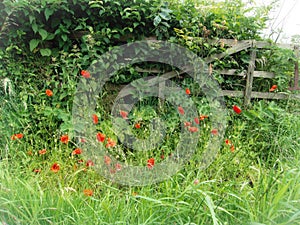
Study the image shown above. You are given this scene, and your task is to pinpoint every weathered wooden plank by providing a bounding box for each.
[205,40,252,63]
[289,45,300,90]
[219,69,246,77]
[222,90,300,100]
[222,90,244,97]
[251,92,300,100]
[244,49,257,106]
[219,69,275,78]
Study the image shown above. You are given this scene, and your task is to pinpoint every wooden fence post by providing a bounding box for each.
[289,45,300,90]
[244,47,257,107]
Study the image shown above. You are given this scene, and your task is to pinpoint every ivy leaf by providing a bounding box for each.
[38,29,48,40]
[29,39,40,52]
[40,48,52,56]
[153,15,161,27]
[44,8,54,21]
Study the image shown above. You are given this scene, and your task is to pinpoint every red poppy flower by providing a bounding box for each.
[188,126,198,133]
[232,105,242,114]
[147,158,155,169]
[115,163,122,171]
[72,148,82,155]
[120,110,128,119]
[83,189,93,196]
[225,139,231,145]
[60,135,69,144]
[33,169,41,173]
[269,85,277,92]
[199,115,208,120]
[50,163,60,173]
[134,123,141,129]
[104,156,111,165]
[178,106,185,115]
[96,132,106,142]
[184,121,192,127]
[39,149,47,155]
[45,89,53,97]
[194,117,199,124]
[106,138,116,148]
[92,114,99,124]
[211,129,218,135]
[86,160,94,167]
[81,70,91,78]
[27,150,33,156]
[11,133,23,140]
[230,145,235,152]
[185,88,191,95]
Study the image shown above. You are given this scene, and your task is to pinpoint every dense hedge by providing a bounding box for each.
[0,0,270,55]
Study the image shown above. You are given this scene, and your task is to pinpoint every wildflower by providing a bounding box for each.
[45,89,53,97]
[96,132,106,142]
[232,105,242,114]
[178,106,185,115]
[72,148,82,155]
[106,138,116,148]
[39,149,47,155]
[92,114,99,124]
[209,63,213,75]
[211,129,218,135]
[230,145,235,152]
[199,115,208,120]
[188,126,198,133]
[194,179,199,185]
[60,135,69,144]
[184,121,192,127]
[86,160,94,167]
[83,189,93,196]
[134,123,141,129]
[120,110,128,119]
[27,150,33,156]
[147,158,155,169]
[81,70,91,78]
[80,138,86,143]
[104,155,111,165]
[50,163,60,173]
[115,163,122,171]
[269,85,277,92]
[225,139,231,145]
[161,154,165,159]
[11,133,23,140]
[194,117,199,124]
[185,88,191,95]
[33,169,41,173]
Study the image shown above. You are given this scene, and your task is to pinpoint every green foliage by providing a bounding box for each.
[1,0,300,224]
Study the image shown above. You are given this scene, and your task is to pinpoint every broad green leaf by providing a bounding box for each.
[159,11,171,21]
[44,8,54,21]
[29,39,40,52]
[31,23,38,33]
[153,15,161,26]
[40,48,52,56]
[61,34,68,42]
[38,29,48,40]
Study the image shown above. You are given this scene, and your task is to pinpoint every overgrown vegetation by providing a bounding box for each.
[0,0,300,224]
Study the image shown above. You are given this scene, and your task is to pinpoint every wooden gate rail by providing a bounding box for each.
[136,39,300,106]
